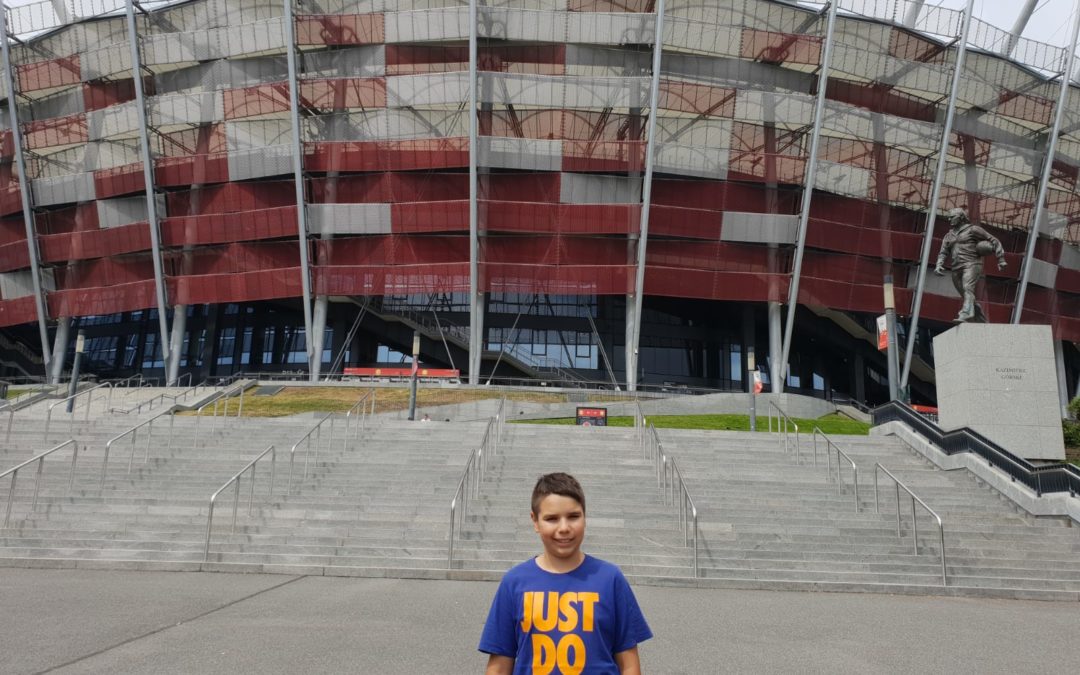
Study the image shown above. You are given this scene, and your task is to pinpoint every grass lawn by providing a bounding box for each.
[3,388,26,400]
[228,386,568,417]
[515,413,870,435]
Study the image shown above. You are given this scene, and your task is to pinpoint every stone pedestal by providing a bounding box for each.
[934,323,1064,461]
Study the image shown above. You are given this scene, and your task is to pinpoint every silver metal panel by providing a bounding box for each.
[97,196,151,229]
[1060,243,1080,271]
[227,144,294,181]
[1025,258,1059,289]
[226,119,293,150]
[477,137,561,172]
[720,212,799,245]
[307,203,393,235]
[32,173,96,206]
[560,174,641,205]
[26,90,85,122]
[0,270,37,299]
[485,73,650,110]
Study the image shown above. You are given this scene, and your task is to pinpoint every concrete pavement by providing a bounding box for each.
[2,568,1078,674]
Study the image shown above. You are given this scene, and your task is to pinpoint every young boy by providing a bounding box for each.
[478,472,652,674]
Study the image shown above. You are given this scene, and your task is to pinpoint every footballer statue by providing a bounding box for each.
[933,207,1007,323]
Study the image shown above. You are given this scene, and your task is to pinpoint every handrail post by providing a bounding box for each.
[5,470,18,527]
[204,496,216,562]
[231,476,241,534]
[911,495,918,555]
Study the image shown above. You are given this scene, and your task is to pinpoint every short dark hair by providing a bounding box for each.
[531,472,586,515]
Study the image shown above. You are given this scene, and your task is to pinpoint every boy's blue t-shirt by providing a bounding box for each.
[478,554,652,674]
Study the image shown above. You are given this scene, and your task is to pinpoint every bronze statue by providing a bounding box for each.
[933,207,1007,323]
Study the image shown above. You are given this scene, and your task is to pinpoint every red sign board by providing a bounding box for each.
[575,407,608,426]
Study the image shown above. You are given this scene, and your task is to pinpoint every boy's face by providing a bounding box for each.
[531,494,586,561]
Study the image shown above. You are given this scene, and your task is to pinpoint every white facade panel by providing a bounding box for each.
[386,73,469,108]
[0,270,37,300]
[559,174,641,204]
[227,144,293,181]
[814,160,872,199]
[26,90,85,122]
[663,18,741,58]
[1059,242,1080,271]
[307,204,393,236]
[721,212,799,245]
[653,144,730,180]
[81,41,132,81]
[87,102,139,140]
[97,197,152,229]
[882,116,942,154]
[218,19,286,59]
[656,117,732,149]
[83,140,140,172]
[32,173,95,206]
[734,90,814,126]
[485,74,649,110]
[142,29,221,65]
[226,119,292,151]
[304,47,386,78]
[151,92,223,127]
[566,11,655,45]
[1026,257,1059,289]
[478,137,562,172]
[385,9,469,43]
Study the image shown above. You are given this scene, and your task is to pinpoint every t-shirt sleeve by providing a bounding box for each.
[613,571,653,653]
[478,578,517,657]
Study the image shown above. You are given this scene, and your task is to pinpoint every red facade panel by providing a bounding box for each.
[295,14,385,46]
[48,280,156,318]
[314,264,470,295]
[170,268,304,305]
[16,56,81,92]
[0,295,37,328]
[740,29,823,66]
[305,139,469,173]
[481,202,639,235]
[0,240,30,272]
[393,201,469,233]
[94,164,145,199]
[155,154,230,187]
[161,206,299,247]
[38,224,151,263]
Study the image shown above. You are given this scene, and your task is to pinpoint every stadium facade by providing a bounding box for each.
[0,0,1078,407]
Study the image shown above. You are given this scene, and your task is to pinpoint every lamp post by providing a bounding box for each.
[407,331,420,421]
[66,330,86,413]
[884,275,899,402]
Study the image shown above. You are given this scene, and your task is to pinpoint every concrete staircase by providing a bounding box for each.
[2,400,1079,600]
[659,429,1080,600]
[452,424,692,577]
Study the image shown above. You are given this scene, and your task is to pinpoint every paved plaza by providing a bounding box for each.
[2,568,1078,674]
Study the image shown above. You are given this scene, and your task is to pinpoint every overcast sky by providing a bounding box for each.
[4,1,1079,49]
[939,0,1078,47]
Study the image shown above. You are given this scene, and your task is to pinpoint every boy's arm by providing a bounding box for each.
[485,654,514,675]
[614,646,642,675]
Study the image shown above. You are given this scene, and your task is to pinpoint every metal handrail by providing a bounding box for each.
[2,439,79,527]
[1,401,13,444]
[43,382,114,441]
[191,382,248,450]
[101,408,177,489]
[287,412,337,493]
[447,447,482,569]
[446,400,507,569]
[111,374,145,389]
[812,428,859,513]
[874,463,947,586]
[767,401,801,461]
[642,422,700,578]
[341,390,376,451]
[203,444,276,562]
